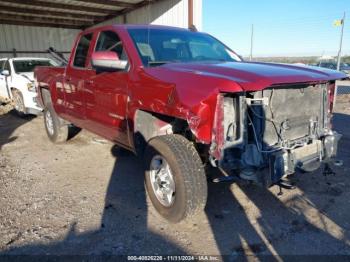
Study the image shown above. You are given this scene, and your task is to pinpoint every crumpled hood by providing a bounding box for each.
[19,72,34,82]
[158,61,347,91]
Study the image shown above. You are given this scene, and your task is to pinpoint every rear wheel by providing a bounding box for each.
[44,104,69,143]
[144,134,207,223]
[12,90,26,117]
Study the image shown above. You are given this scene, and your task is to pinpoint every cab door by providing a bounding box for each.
[83,30,130,146]
[63,33,94,128]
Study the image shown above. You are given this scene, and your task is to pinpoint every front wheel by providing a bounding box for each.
[144,134,208,223]
[44,105,69,143]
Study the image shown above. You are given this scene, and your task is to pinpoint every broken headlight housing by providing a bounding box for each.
[27,82,36,92]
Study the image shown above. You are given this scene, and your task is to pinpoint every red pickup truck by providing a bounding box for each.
[35,24,345,222]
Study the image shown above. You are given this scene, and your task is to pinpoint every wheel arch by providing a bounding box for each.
[132,110,191,153]
[40,87,52,107]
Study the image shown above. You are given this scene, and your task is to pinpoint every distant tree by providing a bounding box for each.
[343,56,350,63]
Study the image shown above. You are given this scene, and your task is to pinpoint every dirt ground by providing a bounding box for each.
[0,95,350,259]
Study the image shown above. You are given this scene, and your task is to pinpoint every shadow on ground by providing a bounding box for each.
[0,110,35,150]
[204,112,350,257]
[1,146,186,256]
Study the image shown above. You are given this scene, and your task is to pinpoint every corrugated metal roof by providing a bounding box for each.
[0,0,161,29]
[0,0,203,60]
[39,0,128,10]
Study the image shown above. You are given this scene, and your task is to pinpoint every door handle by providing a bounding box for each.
[85,80,94,85]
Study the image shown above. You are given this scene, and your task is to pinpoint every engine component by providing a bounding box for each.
[241,144,263,167]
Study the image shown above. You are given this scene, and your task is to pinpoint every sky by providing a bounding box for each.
[203,0,350,57]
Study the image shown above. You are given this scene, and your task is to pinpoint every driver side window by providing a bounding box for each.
[95,30,128,61]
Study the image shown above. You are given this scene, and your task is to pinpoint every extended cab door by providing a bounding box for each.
[63,32,94,128]
[83,30,130,146]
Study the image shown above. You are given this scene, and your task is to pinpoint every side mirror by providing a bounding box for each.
[1,70,10,76]
[91,51,128,71]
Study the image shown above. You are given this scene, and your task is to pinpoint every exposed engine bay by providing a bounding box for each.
[210,82,341,186]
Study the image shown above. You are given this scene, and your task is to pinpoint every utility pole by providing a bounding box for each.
[250,24,254,61]
[337,12,346,71]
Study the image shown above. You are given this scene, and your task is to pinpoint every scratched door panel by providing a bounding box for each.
[84,71,129,144]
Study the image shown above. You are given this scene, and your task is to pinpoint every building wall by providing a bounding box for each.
[0,0,202,59]
[100,0,202,30]
[0,25,80,59]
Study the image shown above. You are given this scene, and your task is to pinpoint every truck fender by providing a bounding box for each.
[134,110,173,140]
[133,110,190,154]
[41,88,52,107]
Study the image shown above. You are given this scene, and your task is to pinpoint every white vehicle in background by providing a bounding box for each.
[0,57,56,116]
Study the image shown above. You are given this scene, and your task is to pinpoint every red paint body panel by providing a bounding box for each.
[35,66,65,109]
[35,25,347,149]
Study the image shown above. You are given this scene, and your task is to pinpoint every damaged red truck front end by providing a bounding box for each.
[35,25,346,222]
[146,60,344,186]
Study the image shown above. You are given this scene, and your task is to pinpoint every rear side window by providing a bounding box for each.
[95,30,128,60]
[73,33,93,68]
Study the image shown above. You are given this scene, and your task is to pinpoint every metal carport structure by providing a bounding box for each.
[0,0,202,58]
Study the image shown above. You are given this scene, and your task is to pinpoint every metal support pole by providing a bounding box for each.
[188,0,194,29]
[337,12,346,71]
[250,24,254,61]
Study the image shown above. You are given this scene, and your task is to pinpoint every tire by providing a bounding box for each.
[144,134,207,223]
[44,104,69,143]
[12,90,26,117]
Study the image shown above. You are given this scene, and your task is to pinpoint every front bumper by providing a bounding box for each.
[26,107,43,115]
[22,93,43,115]
[261,132,342,186]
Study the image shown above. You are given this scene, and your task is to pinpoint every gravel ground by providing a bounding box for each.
[0,95,350,259]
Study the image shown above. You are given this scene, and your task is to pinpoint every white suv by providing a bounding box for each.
[0,57,56,116]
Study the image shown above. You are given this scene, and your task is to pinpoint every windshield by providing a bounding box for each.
[13,60,55,73]
[127,28,239,67]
